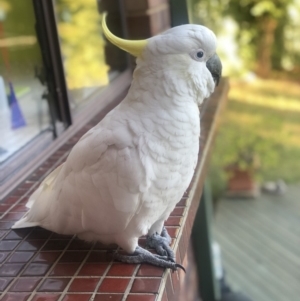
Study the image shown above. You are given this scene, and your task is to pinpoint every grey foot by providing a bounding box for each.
[146,227,174,261]
[114,246,185,272]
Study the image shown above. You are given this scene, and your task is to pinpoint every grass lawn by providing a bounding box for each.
[209,78,300,198]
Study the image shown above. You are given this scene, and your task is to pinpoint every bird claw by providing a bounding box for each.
[146,227,175,262]
[153,254,169,261]
[174,263,186,273]
[113,228,181,271]
[114,246,183,271]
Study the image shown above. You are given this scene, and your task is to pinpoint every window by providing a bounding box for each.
[0,0,130,193]
[0,0,53,164]
[54,0,127,113]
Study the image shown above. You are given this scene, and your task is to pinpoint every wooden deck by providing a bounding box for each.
[213,185,300,301]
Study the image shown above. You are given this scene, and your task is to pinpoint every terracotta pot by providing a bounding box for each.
[225,167,259,198]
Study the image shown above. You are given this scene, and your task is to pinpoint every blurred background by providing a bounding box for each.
[188,1,300,300]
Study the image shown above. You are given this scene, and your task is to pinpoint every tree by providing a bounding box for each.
[227,0,292,77]
[188,0,297,77]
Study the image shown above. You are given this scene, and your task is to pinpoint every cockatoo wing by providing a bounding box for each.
[13,110,151,240]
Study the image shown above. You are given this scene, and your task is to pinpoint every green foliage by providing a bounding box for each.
[0,0,42,81]
[214,125,276,172]
[187,1,300,200]
[188,0,300,73]
[56,0,109,89]
[209,79,300,200]
[188,0,227,32]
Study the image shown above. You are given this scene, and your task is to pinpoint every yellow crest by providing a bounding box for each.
[102,12,148,57]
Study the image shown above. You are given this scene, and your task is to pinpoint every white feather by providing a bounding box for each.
[13,24,217,253]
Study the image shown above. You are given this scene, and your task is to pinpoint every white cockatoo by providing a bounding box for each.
[13,14,222,270]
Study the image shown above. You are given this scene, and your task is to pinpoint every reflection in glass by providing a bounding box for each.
[0,0,52,163]
[55,0,126,113]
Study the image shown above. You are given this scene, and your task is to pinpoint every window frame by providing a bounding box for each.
[0,0,132,199]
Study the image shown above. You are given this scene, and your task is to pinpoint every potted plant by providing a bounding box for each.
[209,125,279,199]
[225,149,261,198]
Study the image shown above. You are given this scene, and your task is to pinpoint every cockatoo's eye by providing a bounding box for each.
[196,51,204,58]
[190,49,206,62]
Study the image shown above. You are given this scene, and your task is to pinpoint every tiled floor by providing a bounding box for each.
[0,199,186,300]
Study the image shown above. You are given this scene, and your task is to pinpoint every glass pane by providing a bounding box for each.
[54,0,127,113]
[0,0,52,163]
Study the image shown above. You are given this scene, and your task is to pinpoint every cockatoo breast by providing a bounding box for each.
[114,58,209,221]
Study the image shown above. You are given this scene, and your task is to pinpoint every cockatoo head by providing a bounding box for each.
[102,14,222,101]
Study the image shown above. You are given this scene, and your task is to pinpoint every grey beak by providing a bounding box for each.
[206,53,222,86]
